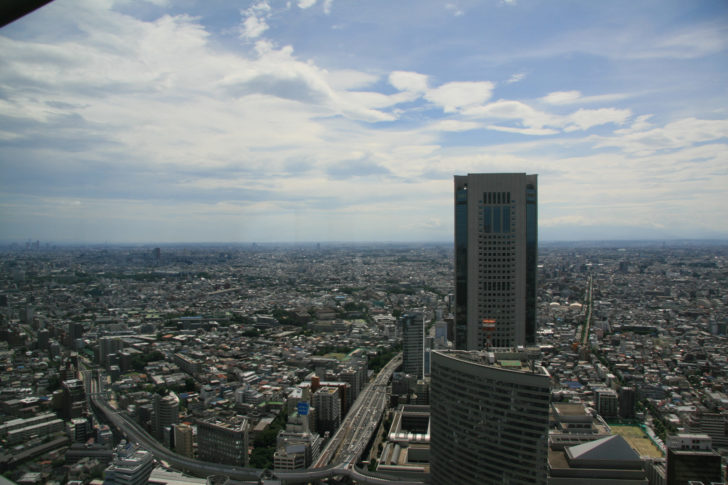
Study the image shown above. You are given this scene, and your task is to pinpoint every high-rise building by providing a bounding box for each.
[454,173,538,350]
[619,386,636,419]
[62,378,86,420]
[312,386,341,436]
[98,336,124,369]
[196,418,248,467]
[666,433,722,485]
[152,393,179,442]
[595,388,619,419]
[401,312,424,379]
[173,423,193,458]
[430,350,550,485]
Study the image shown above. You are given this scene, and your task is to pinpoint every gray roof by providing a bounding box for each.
[566,434,641,462]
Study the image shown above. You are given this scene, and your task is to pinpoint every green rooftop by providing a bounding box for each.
[499,360,523,367]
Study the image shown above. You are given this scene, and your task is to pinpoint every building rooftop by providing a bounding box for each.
[435,349,549,376]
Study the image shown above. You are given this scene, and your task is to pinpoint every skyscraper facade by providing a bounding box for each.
[454,173,537,350]
[401,312,424,379]
[197,418,249,467]
[430,350,551,485]
[152,393,179,442]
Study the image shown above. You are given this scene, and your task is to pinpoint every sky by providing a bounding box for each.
[0,0,727,244]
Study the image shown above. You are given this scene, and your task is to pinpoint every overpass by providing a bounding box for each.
[91,353,424,484]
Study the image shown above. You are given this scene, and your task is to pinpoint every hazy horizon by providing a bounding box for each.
[1,1,727,244]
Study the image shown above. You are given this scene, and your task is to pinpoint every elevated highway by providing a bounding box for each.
[91,352,424,484]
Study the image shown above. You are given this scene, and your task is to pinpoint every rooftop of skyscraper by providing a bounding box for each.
[434,349,549,376]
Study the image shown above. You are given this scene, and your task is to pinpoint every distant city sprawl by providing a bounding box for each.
[0,241,726,484]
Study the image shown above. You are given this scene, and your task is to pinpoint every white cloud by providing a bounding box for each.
[541,90,581,105]
[389,70,429,94]
[564,108,631,132]
[463,99,631,133]
[614,114,653,135]
[298,0,317,8]
[541,90,632,106]
[241,15,269,39]
[595,117,728,155]
[487,125,558,136]
[425,81,495,113]
[445,3,464,17]
[429,120,483,132]
[463,99,558,129]
[506,72,526,84]
[240,1,272,40]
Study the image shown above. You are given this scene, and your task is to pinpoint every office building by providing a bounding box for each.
[430,350,550,485]
[401,312,425,379]
[274,431,322,470]
[666,434,722,485]
[619,387,637,419]
[196,418,249,466]
[103,441,154,485]
[62,378,86,420]
[595,388,619,419]
[312,386,341,436]
[152,393,179,442]
[174,423,194,458]
[454,173,537,349]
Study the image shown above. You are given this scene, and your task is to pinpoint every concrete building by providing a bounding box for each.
[312,386,341,436]
[273,431,322,470]
[98,336,124,369]
[595,388,619,419]
[196,418,248,467]
[152,393,179,442]
[549,402,612,449]
[696,412,728,448]
[619,387,637,419]
[70,417,89,443]
[548,434,647,484]
[454,173,538,350]
[62,378,86,420]
[377,405,431,479]
[103,441,154,485]
[666,434,722,485]
[173,423,194,458]
[430,349,550,485]
[401,312,424,379]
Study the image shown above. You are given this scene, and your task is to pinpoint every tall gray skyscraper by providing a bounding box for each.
[401,312,424,379]
[454,173,537,350]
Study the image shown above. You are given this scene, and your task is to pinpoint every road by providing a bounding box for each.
[91,352,424,484]
[581,274,594,347]
[312,353,402,469]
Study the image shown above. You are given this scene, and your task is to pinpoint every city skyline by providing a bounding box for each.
[1,1,727,243]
